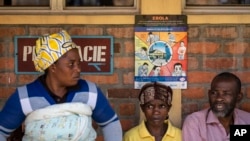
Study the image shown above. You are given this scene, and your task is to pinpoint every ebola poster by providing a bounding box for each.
[134,15,187,89]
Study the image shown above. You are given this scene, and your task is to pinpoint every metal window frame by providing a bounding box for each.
[0,0,140,15]
[182,0,250,14]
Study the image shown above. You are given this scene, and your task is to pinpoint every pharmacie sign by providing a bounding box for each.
[14,36,113,74]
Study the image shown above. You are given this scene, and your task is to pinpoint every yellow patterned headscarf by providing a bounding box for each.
[33,30,76,72]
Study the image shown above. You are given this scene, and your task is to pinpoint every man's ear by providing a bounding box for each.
[237,92,243,103]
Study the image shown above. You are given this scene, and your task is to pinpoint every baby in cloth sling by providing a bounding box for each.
[23,103,96,141]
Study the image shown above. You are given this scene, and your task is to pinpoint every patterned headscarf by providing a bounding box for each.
[33,30,77,72]
[139,82,173,106]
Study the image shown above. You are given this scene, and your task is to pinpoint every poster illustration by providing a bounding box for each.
[134,15,187,89]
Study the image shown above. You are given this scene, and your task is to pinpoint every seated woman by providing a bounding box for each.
[123,82,182,141]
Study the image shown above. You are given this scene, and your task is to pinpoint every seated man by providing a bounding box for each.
[182,72,250,141]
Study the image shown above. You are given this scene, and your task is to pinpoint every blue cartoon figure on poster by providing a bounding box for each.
[137,62,149,76]
[135,46,148,60]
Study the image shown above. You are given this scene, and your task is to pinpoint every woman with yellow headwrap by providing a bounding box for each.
[0,30,122,141]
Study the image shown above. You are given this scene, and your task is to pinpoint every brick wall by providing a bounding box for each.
[0,25,250,140]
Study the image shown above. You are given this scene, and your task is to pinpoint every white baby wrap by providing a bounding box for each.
[23,103,97,141]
